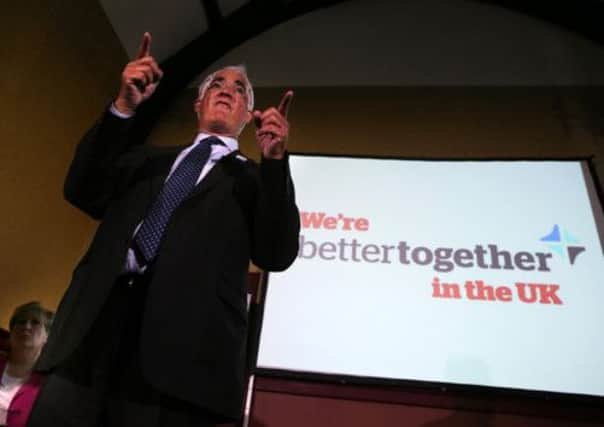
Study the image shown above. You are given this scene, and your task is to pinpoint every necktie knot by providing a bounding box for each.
[203,135,223,146]
[185,136,222,163]
[200,136,225,153]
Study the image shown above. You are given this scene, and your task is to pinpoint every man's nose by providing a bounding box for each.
[218,88,234,98]
[219,83,238,96]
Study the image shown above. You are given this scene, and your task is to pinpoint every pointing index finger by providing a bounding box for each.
[136,32,152,59]
[278,90,294,118]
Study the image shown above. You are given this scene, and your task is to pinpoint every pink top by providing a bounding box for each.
[0,358,43,427]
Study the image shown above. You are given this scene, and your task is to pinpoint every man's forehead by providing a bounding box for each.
[212,69,247,85]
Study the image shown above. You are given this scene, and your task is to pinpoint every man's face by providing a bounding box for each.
[195,68,252,137]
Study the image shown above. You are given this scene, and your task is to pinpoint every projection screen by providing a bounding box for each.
[256,155,604,398]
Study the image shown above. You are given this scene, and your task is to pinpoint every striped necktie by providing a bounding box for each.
[133,136,222,264]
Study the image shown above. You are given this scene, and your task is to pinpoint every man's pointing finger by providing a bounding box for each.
[278,90,294,118]
[136,32,152,59]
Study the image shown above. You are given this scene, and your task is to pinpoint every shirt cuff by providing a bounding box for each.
[109,102,135,119]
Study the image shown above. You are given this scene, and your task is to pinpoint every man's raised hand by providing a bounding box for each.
[254,90,294,160]
[114,32,163,115]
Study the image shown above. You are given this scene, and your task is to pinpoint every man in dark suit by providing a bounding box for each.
[27,33,299,427]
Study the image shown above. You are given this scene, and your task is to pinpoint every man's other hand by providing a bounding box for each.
[254,90,294,160]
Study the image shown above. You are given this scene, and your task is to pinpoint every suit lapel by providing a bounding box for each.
[149,170,168,202]
[144,146,183,207]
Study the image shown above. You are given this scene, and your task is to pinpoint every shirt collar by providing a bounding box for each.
[194,132,238,152]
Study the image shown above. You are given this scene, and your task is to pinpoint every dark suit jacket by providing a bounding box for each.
[37,111,300,420]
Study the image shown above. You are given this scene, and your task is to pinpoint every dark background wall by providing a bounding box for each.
[1,2,128,324]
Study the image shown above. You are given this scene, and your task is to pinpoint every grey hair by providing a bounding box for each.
[197,65,254,110]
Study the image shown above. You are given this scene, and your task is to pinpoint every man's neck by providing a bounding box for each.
[199,123,238,139]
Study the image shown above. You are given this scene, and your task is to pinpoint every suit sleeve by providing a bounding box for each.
[64,110,142,220]
[250,154,300,272]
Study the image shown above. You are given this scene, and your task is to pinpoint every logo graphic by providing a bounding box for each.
[540,224,585,265]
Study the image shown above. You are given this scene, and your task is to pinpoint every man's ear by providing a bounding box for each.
[193,99,202,120]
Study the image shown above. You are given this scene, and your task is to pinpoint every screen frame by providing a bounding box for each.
[248,153,604,412]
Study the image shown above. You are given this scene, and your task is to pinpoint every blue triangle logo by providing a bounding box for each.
[540,224,561,242]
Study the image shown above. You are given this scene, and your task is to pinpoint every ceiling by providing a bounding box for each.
[97,0,604,138]
[99,0,604,65]
[98,0,604,85]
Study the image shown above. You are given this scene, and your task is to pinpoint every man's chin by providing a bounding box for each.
[206,120,232,136]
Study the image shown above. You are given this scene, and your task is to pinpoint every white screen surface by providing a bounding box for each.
[257,156,604,397]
